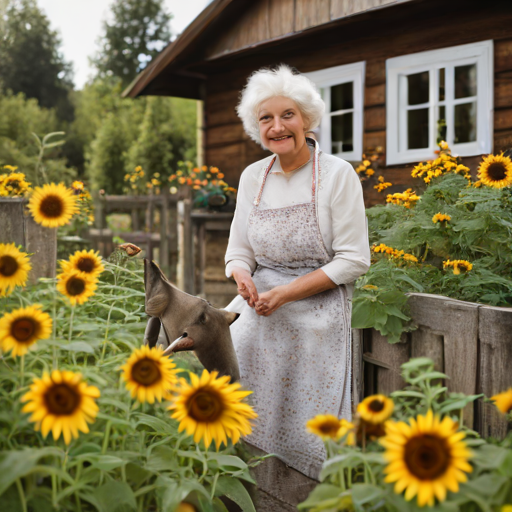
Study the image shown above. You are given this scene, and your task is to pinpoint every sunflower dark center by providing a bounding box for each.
[77,257,95,273]
[188,389,223,422]
[40,194,64,218]
[404,434,450,480]
[44,383,80,415]
[66,276,86,296]
[12,318,37,342]
[132,358,161,386]
[369,399,385,412]
[0,255,18,277]
[318,420,340,436]
[487,163,507,181]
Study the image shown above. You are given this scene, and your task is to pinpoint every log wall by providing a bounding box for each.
[203,3,512,207]
[359,293,512,437]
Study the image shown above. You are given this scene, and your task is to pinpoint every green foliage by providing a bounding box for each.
[0,0,74,121]
[85,83,197,194]
[0,253,259,511]
[353,172,512,341]
[298,358,512,512]
[125,96,197,179]
[92,0,172,86]
[0,92,76,183]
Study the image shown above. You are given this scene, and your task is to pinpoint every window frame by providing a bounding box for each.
[386,40,494,166]
[304,61,365,161]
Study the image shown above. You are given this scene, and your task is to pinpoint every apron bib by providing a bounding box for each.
[230,141,351,479]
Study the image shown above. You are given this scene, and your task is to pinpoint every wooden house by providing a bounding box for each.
[124,0,512,205]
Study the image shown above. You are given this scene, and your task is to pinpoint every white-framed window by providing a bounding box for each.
[304,61,365,161]
[386,40,493,165]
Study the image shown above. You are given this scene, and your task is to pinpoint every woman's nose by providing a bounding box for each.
[270,117,284,133]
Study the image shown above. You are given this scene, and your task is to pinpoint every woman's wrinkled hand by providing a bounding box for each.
[254,286,289,316]
[232,267,259,308]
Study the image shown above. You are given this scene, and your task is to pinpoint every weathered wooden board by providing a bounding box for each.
[477,305,512,439]
[495,38,512,73]
[495,71,512,109]
[295,0,330,32]
[367,330,409,395]
[206,123,246,148]
[364,105,386,132]
[494,108,512,132]
[0,198,57,283]
[269,0,296,39]
[331,0,399,20]
[206,89,241,126]
[245,441,318,512]
[365,83,385,107]
[408,293,479,426]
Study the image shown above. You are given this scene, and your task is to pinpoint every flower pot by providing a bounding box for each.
[0,197,57,283]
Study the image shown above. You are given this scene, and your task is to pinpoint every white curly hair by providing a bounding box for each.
[236,65,325,147]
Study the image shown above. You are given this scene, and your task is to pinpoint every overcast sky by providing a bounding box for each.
[37,0,212,89]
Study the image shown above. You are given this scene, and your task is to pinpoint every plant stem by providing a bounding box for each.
[15,479,27,512]
[210,472,220,500]
[20,355,25,388]
[102,421,112,454]
[69,305,76,365]
[52,281,58,370]
[100,265,119,363]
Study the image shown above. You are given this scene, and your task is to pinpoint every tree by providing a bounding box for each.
[0,0,74,122]
[125,96,197,179]
[92,0,172,87]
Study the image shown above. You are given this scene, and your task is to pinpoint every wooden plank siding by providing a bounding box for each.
[202,4,512,206]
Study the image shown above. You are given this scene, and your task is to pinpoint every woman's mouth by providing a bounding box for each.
[270,135,292,142]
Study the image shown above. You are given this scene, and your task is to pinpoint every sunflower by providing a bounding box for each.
[380,410,472,508]
[477,153,512,188]
[432,213,451,224]
[56,271,97,305]
[357,395,394,425]
[0,304,52,357]
[169,369,258,450]
[27,183,78,228]
[306,414,344,441]
[0,243,31,296]
[21,370,100,445]
[177,504,197,512]
[60,249,104,279]
[443,259,473,275]
[491,388,512,415]
[121,345,179,403]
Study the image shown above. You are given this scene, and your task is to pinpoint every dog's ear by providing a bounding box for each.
[144,259,173,316]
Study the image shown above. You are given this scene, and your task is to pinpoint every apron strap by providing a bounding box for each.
[253,138,320,207]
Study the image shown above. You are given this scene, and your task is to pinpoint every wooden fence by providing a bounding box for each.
[357,292,512,438]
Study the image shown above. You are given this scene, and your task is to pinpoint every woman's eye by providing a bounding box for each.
[284,112,293,118]
[259,116,270,121]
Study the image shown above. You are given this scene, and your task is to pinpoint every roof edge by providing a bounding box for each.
[122,0,234,98]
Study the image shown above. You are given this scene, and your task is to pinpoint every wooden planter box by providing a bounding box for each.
[357,293,512,438]
[0,197,57,282]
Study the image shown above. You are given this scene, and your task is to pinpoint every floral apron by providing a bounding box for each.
[229,141,352,479]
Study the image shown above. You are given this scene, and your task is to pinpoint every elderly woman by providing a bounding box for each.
[225,65,370,479]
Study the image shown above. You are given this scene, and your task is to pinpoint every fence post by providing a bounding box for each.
[0,197,57,283]
[177,199,194,294]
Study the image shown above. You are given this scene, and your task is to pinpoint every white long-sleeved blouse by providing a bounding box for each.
[224,147,371,287]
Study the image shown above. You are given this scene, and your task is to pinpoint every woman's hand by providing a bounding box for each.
[254,285,289,316]
[231,267,259,308]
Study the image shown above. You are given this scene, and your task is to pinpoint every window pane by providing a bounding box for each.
[331,112,353,153]
[454,102,477,143]
[408,108,429,149]
[439,68,445,101]
[408,71,429,105]
[331,82,353,112]
[455,64,477,99]
[438,106,447,142]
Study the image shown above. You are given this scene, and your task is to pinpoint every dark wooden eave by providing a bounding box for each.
[122,0,421,100]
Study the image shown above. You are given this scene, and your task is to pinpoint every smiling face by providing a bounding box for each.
[257,96,308,156]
